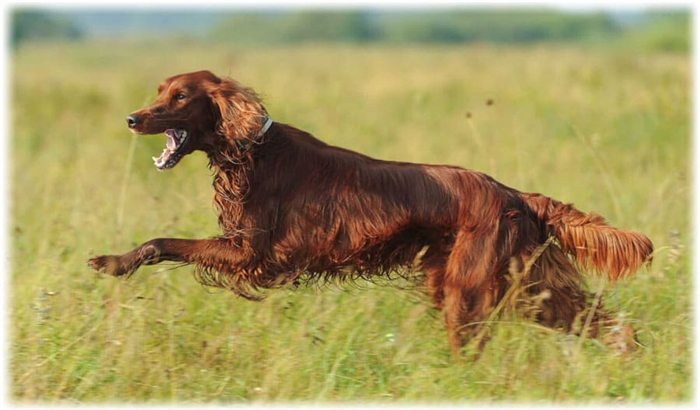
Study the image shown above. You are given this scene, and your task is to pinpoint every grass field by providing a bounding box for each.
[9,41,691,403]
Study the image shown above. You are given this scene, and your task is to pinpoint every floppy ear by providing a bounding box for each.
[208,78,267,143]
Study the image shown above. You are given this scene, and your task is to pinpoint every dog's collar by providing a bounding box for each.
[258,115,273,137]
[237,115,273,152]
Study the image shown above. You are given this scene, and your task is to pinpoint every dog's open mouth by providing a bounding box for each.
[152,129,188,170]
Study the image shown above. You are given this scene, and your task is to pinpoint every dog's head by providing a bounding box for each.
[126,70,266,170]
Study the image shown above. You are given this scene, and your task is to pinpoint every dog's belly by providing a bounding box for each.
[271,220,451,277]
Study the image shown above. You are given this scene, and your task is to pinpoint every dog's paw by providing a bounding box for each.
[87,255,125,276]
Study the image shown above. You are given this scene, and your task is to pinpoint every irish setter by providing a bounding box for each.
[87,70,653,354]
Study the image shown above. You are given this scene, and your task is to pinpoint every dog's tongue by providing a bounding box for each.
[153,130,178,168]
[165,129,177,150]
[153,129,184,168]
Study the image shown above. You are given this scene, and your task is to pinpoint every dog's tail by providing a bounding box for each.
[521,193,653,281]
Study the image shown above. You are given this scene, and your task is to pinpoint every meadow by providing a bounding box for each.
[9,41,690,403]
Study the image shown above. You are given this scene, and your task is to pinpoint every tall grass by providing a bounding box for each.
[9,41,690,403]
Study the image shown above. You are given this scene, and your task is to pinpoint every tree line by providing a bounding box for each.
[11,9,689,52]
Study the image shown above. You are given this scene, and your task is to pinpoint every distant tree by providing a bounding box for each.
[209,13,289,45]
[210,11,378,45]
[208,8,687,51]
[11,10,82,47]
[283,10,378,42]
[623,11,690,52]
[380,10,619,44]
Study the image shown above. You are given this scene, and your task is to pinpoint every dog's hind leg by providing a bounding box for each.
[442,227,501,356]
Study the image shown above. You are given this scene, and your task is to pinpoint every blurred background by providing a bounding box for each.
[11,7,690,52]
[8,4,692,404]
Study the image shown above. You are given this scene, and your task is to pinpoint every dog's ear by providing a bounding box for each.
[208,78,266,142]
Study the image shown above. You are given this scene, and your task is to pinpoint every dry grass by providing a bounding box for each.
[9,41,690,403]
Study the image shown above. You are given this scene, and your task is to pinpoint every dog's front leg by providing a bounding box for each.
[87,237,243,277]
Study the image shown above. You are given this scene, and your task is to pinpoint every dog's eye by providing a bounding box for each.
[173,93,187,101]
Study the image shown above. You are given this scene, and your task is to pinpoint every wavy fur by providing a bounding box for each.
[521,193,653,281]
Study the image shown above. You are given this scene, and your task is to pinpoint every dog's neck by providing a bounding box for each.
[235,115,273,152]
[207,115,274,168]
[209,116,273,235]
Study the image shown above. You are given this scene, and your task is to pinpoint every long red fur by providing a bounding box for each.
[521,193,653,281]
[87,71,653,354]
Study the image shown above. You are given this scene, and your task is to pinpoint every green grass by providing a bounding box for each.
[9,41,691,403]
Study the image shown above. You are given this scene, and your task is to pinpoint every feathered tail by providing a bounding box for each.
[522,193,653,281]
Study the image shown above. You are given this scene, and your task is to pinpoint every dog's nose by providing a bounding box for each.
[126,114,141,129]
